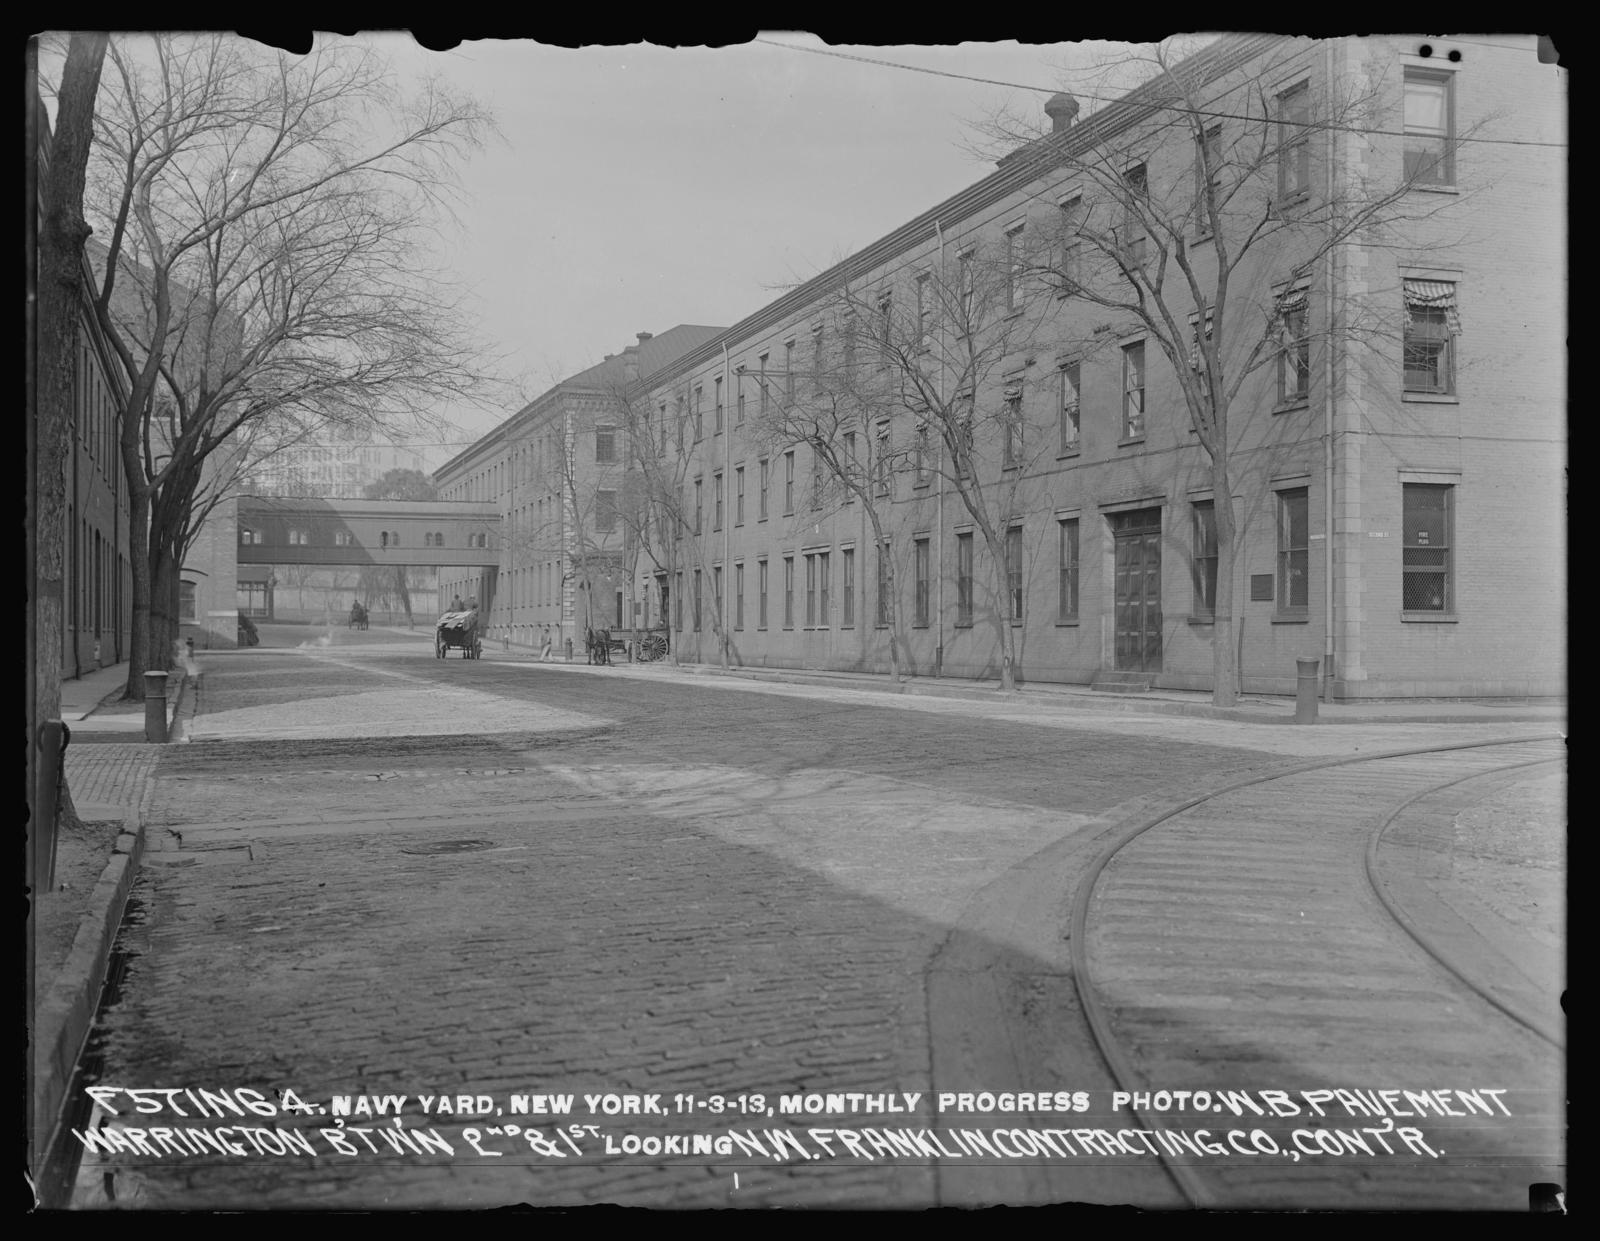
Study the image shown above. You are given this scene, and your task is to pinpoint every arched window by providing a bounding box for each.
[435,531,444,545]
[380,532,389,548]
[424,533,434,548]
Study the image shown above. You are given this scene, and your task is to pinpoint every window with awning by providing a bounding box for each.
[1403,278,1460,393]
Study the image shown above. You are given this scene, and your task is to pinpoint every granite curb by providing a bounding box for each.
[33,811,146,1206]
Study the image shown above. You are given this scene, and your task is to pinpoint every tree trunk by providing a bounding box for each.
[122,485,150,698]
[33,36,109,900]
[1209,451,1240,707]
[394,565,413,627]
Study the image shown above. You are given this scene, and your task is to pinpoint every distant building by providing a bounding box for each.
[434,326,724,647]
[241,438,431,499]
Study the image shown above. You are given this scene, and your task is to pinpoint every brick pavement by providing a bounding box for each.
[64,745,159,820]
[64,646,1566,1210]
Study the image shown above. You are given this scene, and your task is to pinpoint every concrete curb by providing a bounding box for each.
[33,811,146,1201]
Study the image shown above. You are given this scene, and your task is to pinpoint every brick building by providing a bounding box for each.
[618,34,1563,699]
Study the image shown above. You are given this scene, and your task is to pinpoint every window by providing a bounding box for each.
[713,566,722,628]
[913,424,931,486]
[239,528,257,545]
[180,580,196,622]
[675,397,686,453]
[1277,81,1311,200]
[957,249,975,328]
[843,312,857,373]
[735,562,745,630]
[434,531,444,546]
[758,558,769,628]
[736,371,746,424]
[759,458,770,519]
[1189,309,1214,376]
[335,531,354,547]
[876,541,891,626]
[1058,195,1084,290]
[785,340,796,402]
[658,401,669,454]
[956,533,974,625]
[1059,364,1081,453]
[1403,483,1453,613]
[812,324,825,393]
[596,426,616,463]
[735,466,745,524]
[1004,222,1025,310]
[1006,525,1024,622]
[694,478,703,535]
[1404,68,1454,186]
[715,376,724,433]
[914,537,930,626]
[424,532,434,548]
[1278,285,1312,402]
[1403,279,1459,394]
[1194,124,1223,229]
[842,547,855,625]
[784,451,795,513]
[805,553,817,626]
[694,387,704,440]
[758,354,768,416]
[714,473,723,530]
[818,551,830,625]
[1057,519,1080,621]
[877,292,893,359]
[1192,501,1218,618]
[1277,488,1310,613]
[783,556,795,627]
[693,569,702,631]
[810,454,823,510]
[1122,164,1148,265]
[875,425,891,496]
[596,489,617,533]
[1122,342,1146,439]
[843,432,857,499]
[916,272,932,350]
[289,529,310,546]
[956,398,975,478]
[1002,380,1024,468]
[675,572,684,631]
[380,532,389,548]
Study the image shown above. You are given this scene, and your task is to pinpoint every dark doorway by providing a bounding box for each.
[1110,508,1163,673]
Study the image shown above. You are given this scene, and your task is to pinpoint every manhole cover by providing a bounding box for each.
[400,839,499,855]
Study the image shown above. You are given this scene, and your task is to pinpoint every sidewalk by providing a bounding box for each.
[484,639,1567,727]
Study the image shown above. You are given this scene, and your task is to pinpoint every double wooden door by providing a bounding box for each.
[1111,508,1163,673]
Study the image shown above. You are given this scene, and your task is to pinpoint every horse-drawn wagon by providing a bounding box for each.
[435,608,482,659]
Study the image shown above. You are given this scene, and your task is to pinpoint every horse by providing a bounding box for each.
[585,626,612,666]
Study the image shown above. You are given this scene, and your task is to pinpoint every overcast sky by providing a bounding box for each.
[345,35,1169,468]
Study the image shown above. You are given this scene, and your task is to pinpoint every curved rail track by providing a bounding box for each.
[1070,734,1566,1210]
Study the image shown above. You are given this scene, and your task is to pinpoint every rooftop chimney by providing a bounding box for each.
[637,331,653,342]
[1045,92,1080,134]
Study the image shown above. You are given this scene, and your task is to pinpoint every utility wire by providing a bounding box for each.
[752,37,1566,150]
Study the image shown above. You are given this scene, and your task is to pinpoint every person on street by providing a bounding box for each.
[450,594,464,613]
[540,625,553,662]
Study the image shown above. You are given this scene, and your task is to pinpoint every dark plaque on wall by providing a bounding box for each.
[1250,573,1274,602]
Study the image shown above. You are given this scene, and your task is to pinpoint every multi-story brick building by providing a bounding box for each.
[618,34,1563,699]
[435,325,723,650]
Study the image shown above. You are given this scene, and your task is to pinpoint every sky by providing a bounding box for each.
[341,35,1171,469]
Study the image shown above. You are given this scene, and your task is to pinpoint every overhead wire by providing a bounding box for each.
[751,37,1566,151]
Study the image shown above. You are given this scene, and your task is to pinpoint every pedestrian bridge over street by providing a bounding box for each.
[236,496,502,569]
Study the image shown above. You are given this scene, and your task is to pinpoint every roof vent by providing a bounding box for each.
[1045,92,1080,133]
[637,332,653,342]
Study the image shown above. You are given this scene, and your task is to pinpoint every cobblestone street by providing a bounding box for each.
[67,631,1564,1209]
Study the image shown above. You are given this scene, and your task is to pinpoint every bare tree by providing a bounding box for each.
[971,35,1477,705]
[56,33,497,698]
[803,234,1063,691]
